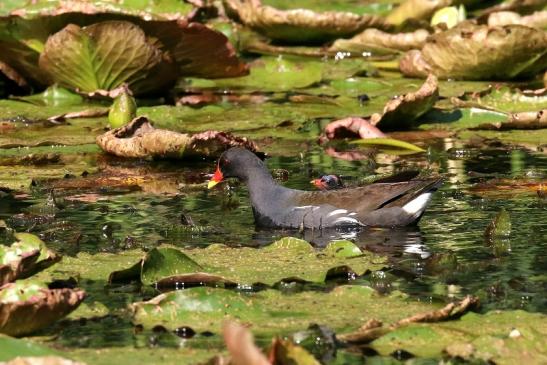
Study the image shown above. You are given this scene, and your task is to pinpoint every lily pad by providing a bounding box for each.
[0,335,60,361]
[399,23,547,80]
[488,10,547,29]
[370,310,547,364]
[0,280,85,336]
[223,0,387,44]
[131,285,442,334]
[111,237,387,287]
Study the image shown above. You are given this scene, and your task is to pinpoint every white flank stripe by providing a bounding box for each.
[333,217,360,225]
[402,192,432,216]
[326,209,348,217]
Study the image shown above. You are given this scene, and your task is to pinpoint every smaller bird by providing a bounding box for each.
[311,175,344,190]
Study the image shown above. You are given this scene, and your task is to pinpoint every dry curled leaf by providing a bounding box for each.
[371,74,439,129]
[400,23,547,80]
[338,295,479,344]
[224,0,387,43]
[330,28,429,53]
[96,116,259,159]
[0,252,39,286]
[0,286,85,336]
[488,10,547,29]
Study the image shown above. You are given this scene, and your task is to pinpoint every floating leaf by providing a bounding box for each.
[111,237,386,287]
[485,208,511,239]
[488,10,547,29]
[11,84,83,107]
[0,336,60,361]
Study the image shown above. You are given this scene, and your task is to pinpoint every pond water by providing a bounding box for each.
[2,140,545,322]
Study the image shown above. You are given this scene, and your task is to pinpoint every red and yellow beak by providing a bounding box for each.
[207,166,224,189]
[310,178,325,190]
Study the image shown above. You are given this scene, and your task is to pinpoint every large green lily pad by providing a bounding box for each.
[0,335,60,361]
[131,285,436,334]
[110,237,387,286]
[39,21,175,94]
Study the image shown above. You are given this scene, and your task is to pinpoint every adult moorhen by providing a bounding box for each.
[208,148,443,229]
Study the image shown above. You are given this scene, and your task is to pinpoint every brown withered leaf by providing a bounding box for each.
[488,10,547,29]
[0,60,28,88]
[0,287,85,336]
[330,28,429,53]
[96,116,259,159]
[223,0,387,43]
[338,296,478,344]
[399,23,547,80]
[371,74,439,129]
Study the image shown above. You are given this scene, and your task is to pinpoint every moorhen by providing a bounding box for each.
[208,148,443,229]
[311,175,344,190]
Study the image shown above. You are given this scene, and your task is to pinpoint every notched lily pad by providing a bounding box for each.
[224,0,387,43]
[400,23,547,80]
[0,233,60,285]
[0,280,85,336]
[96,116,259,159]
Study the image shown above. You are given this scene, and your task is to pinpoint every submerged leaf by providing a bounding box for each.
[224,0,387,43]
[0,280,85,336]
[96,116,259,159]
[39,21,175,94]
[485,208,511,238]
[400,23,547,80]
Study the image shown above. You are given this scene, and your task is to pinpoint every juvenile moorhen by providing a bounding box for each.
[311,175,344,190]
[208,148,443,229]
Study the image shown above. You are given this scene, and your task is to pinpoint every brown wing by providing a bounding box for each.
[294,177,443,216]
